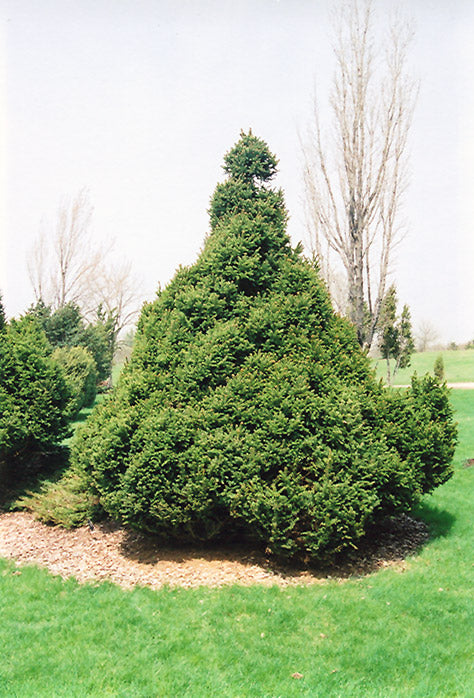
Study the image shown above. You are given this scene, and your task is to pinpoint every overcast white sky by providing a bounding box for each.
[1,0,473,343]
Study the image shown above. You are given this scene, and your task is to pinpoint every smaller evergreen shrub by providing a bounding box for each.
[52,346,97,419]
[0,317,70,474]
[16,464,100,528]
[27,301,114,381]
[378,375,456,496]
[434,355,445,382]
[80,320,113,382]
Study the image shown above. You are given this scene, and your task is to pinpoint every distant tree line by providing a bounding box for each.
[25,300,114,386]
[0,211,142,482]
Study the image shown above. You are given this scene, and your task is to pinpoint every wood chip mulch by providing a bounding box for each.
[0,511,429,590]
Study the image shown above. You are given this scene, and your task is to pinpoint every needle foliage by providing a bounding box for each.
[0,316,70,473]
[71,132,456,562]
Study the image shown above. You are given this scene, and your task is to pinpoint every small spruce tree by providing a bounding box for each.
[434,355,445,382]
[378,286,399,385]
[72,132,456,562]
[378,286,415,384]
[52,346,97,419]
[396,304,415,374]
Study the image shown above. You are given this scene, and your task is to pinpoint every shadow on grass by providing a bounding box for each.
[413,501,456,540]
[72,411,90,426]
[69,403,101,427]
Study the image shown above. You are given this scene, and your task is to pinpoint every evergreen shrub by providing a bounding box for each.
[52,346,97,419]
[0,316,70,473]
[27,301,114,382]
[71,132,457,562]
[434,355,445,382]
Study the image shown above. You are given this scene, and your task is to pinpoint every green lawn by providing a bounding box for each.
[1,391,473,696]
[374,348,474,384]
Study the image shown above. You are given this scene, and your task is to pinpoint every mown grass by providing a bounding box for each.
[0,390,473,696]
[374,348,474,384]
[111,361,124,386]
[6,365,121,525]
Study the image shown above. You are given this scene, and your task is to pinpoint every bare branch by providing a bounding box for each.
[27,188,143,347]
[303,0,416,349]
[27,228,48,302]
[84,260,143,336]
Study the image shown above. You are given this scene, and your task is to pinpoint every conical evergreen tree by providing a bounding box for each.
[72,132,456,561]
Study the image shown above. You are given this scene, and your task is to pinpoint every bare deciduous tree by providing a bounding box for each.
[27,231,48,303]
[416,320,439,352]
[28,188,142,338]
[303,0,416,349]
[52,188,99,308]
[84,260,143,337]
[28,188,99,309]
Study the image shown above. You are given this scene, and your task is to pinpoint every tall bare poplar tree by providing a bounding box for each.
[303,0,416,349]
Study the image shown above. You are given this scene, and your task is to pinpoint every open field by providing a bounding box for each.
[0,391,473,696]
[374,348,474,385]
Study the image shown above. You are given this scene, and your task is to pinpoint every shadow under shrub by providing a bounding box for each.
[71,132,457,563]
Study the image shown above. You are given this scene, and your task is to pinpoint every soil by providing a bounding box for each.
[0,511,429,590]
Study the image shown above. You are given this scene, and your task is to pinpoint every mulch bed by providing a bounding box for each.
[0,511,429,590]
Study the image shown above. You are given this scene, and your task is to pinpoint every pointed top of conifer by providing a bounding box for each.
[209,131,285,231]
[222,130,279,185]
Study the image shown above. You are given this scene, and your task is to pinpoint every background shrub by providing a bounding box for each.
[0,316,70,475]
[26,300,114,381]
[434,354,445,381]
[51,346,97,419]
[72,132,457,562]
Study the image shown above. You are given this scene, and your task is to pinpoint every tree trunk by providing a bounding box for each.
[386,357,392,386]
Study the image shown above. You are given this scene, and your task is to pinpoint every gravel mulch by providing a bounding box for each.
[0,511,429,590]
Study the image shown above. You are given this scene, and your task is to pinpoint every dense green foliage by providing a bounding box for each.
[51,346,97,419]
[26,300,114,381]
[378,285,415,385]
[32,301,84,347]
[0,317,70,472]
[72,132,456,562]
